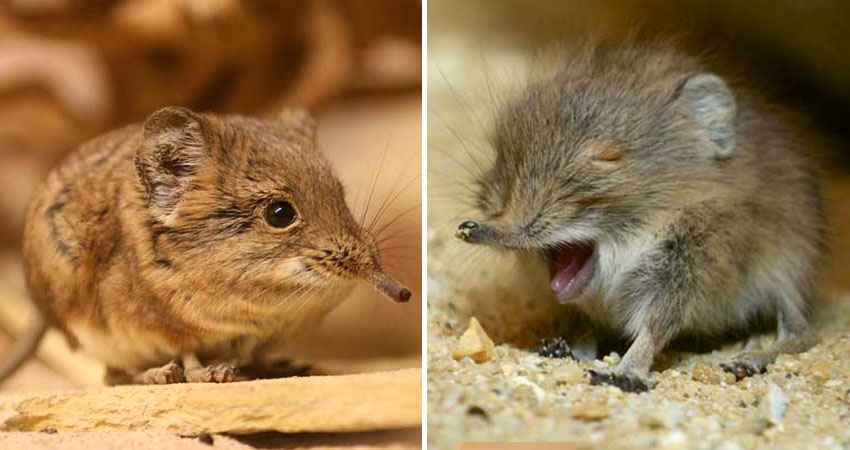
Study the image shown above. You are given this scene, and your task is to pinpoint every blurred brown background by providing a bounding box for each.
[0,0,422,391]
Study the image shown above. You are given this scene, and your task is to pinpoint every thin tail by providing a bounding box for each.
[0,312,49,385]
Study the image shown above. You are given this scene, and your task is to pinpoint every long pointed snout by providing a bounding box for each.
[368,270,412,303]
[456,220,508,245]
[455,220,533,249]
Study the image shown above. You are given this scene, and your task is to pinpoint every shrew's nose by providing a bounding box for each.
[456,220,480,241]
[371,271,412,303]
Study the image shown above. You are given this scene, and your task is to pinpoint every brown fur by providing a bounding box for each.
[457,42,825,391]
[8,106,409,384]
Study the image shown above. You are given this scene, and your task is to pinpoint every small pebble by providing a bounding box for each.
[603,352,621,366]
[659,430,687,449]
[762,382,788,427]
[692,361,736,385]
[511,376,547,403]
[452,317,496,363]
[551,363,586,385]
[570,403,610,421]
[804,361,830,381]
[640,401,684,429]
[466,405,489,420]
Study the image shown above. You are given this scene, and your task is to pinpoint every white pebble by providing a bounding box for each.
[763,382,789,426]
[511,376,547,402]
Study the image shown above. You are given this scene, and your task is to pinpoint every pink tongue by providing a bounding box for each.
[550,244,595,303]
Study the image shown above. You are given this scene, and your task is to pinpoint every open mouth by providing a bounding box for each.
[547,242,596,303]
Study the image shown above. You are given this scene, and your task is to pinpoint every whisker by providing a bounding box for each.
[428,142,483,182]
[360,125,394,229]
[367,172,422,234]
[377,228,420,246]
[365,153,418,233]
[378,244,421,252]
[436,64,491,149]
[429,109,489,178]
[371,203,422,240]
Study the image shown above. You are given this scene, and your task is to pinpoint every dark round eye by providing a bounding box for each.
[265,201,298,228]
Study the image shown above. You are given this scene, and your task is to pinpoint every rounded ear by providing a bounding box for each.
[135,106,208,224]
[675,72,737,160]
[277,108,316,143]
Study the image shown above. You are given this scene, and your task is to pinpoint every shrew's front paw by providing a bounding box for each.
[720,353,768,381]
[137,360,185,384]
[537,337,574,359]
[588,369,653,393]
[185,362,239,383]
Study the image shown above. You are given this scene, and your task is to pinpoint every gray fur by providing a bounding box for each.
[457,42,825,389]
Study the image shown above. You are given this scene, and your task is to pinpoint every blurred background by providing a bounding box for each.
[428,0,850,347]
[0,0,421,391]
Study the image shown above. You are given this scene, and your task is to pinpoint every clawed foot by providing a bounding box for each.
[108,359,244,385]
[537,337,574,359]
[720,352,768,381]
[588,369,653,393]
[185,362,239,383]
[137,360,185,384]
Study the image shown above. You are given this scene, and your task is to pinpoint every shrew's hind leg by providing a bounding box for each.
[721,297,819,380]
[589,327,667,393]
